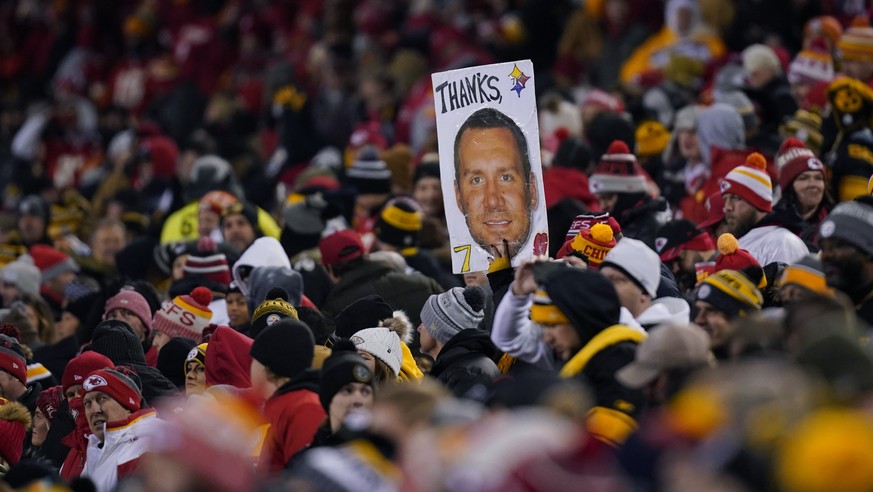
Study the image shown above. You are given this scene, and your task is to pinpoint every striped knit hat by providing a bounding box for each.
[695,269,763,319]
[376,196,422,249]
[0,334,26,385]
[347,147,392,195]
[183,238,231,287]
[589,141,648,195]
[153,287,214,342]
[837,19,873,62]
[419,286,485,344]
[779,255,832,297]
[569,223,616,268]
[779,109,823,155]
[720,152,773,212]
[788,40,834,86]
[530,289,569,325]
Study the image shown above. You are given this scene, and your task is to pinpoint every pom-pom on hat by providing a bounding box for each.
[715,233,757,270]
[720,152,773,212]
[776,138,825,191]
[153,287,214,342]
[569,223,616,268]
[589,140,648,195]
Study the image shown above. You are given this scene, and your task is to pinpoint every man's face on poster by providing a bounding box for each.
[455,126,537,258]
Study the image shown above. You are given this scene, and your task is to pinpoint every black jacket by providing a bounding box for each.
[320,259,443,327]
[32,335,80,384]
[615,195,667,250]
[404,249,462,291]
[429,329,501,399]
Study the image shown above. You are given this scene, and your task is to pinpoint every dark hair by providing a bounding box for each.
[296,307,333,345]
[326,255,365,277]
[453,107,531,188]
[778,179,835,217]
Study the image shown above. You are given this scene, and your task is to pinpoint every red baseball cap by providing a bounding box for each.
[319,230,365,267]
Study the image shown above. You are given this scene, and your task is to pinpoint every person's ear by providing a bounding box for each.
[528,172,538,210]
[455,179,463,213]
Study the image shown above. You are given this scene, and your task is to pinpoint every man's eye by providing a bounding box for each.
[470,176,483,185]
[500,174,513,182]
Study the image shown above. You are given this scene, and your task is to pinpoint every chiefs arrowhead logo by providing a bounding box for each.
[83,375,108,391]
[719,180,731,193]
[74,375,83,381]
[654,237,668,253]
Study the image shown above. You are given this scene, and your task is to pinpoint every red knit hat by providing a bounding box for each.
[589,141,648,195]
[319,229,365,267]
[720,153,773,212]
[775,138,825,190]
[82,368,143,412]
[63,351,114,392]
[103,289,154,334]
[0,334,26,385]
[29,244,78,282]
[204,326,253,389]
[0,397,31,466]
[183,238,231,287]
[714,233,761,273]
[153,287,214,342]
[568,223,617,268]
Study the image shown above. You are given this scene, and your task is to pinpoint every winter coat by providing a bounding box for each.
[772,198,829,249]
[847,282,873,328]
[403,248,462,291]
[82,409,161,492]
[739,224,809,266]
[32,335,80,384]
[558,325,647,447]
[429,329,502,398]
[259,370,326,473]
[615,195,668,249]
[636,297,690,329]
[320,259,443,327]
[59,396,89,481]
[828,127,873,202]
[743,76,798,135]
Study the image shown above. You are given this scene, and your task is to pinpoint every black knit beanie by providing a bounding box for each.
[318,340,374,412]
[156,337,197,389]
[544,268,622,344]
[333,295,394,339]
[250,319,315,378]
[89,319,148,366]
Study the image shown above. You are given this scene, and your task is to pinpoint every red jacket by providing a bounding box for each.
[258,371,325,472]
[59,396,90,482]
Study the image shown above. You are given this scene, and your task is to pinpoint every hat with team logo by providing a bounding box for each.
[82,368,143,412]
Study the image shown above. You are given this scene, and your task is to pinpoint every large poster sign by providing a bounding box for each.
[432,60,548,273]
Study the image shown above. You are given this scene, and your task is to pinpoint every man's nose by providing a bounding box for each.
[484,180,503,209]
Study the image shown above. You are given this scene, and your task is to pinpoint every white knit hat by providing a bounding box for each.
[601,237,661,298]
[350,327,402,376]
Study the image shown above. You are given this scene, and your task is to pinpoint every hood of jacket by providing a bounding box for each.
[247,266,304,312]
[430,329,500,378]
[636,297,690,328]
[232,237,291,296]
[697,103,745,165]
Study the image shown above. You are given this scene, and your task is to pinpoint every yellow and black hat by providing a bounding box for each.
[695,269,763,319]
[375,197,423,250]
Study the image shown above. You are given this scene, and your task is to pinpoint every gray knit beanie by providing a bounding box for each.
[420,286,485,344]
